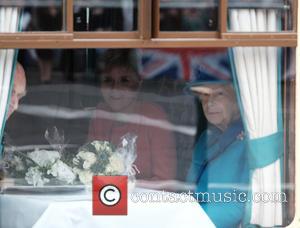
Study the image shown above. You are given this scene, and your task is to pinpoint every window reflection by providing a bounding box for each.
[21,2,64,32]
[6,48,202,183]
[2,48,295,221]
[74,0,138,31]
[160,0,218,31]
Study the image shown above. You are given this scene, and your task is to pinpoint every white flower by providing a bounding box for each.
[75,151,97,170]
[27,150,60,167]
[25,167,49,187]
[48,160,76,184]
[105,153,125,174]
[91,141,113,153]
[91,141,102,151]
[12,156,25,171]
[73,157,80,165]
[77,170,93,185]
[73,167,80,174]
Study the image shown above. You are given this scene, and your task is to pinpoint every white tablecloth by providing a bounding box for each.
[0,188,215,228]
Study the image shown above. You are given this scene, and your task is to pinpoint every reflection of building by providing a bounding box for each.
[160,4,218,31]
[73,0,137,31]
[74,7,124,31]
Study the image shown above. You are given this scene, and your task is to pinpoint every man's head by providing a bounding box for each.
[191,83,240,131]
[7,62,26,119]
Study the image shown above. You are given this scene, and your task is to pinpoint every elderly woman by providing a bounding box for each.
[187,77,250,228]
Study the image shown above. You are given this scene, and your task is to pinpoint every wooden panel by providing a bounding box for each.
[0,32,73,40]
[0,37,296,49]
[157,32,218,38]
[139,0,152,39]
[293,0,298,32]
[66,0,74,32]
[152,0,160,37]
[219,0,228,37]
[222,32,297,39]
[74,32,139,39]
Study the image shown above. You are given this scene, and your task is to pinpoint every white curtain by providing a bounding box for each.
[229,9,282,227]
[0,7,20,154]
[121,0,134,31]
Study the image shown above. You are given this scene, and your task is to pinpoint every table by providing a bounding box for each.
[0,187,215,228]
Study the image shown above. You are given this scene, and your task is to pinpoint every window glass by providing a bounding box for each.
[228,0,294,32]
[0,1,64,32]
[0,47,295,227]
[74,0,138,31]
[160,0,218,31]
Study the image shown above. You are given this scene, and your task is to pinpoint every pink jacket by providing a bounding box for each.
[88,102,177,180]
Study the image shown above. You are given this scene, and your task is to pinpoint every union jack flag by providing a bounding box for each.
[137,48,231,82]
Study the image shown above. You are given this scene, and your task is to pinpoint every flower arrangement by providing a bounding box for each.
[4,128,77,187]
[26,150,76,186]
[4,149,76,187]
[73,133,138,185]
[3,128,138,187]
